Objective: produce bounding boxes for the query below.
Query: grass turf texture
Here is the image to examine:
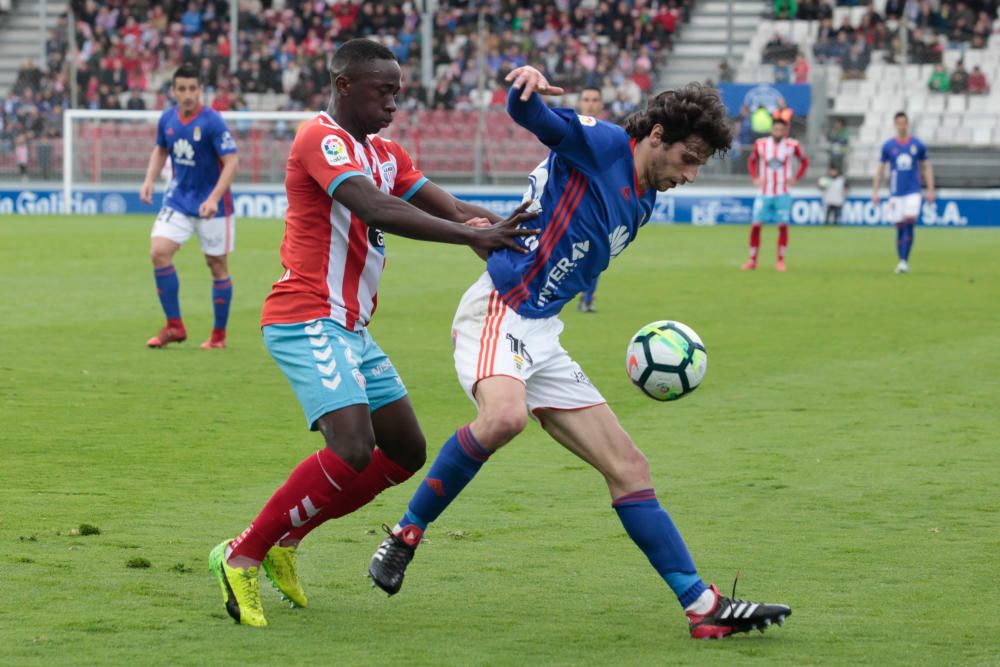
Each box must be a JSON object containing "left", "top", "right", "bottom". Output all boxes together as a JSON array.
[{"left": 1, "top": 215, "right": 998, "bottom": 666}]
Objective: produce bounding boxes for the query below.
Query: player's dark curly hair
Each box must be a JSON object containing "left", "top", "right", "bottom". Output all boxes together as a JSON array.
[{"left": 624, "top": 84, "right": 733, "bottom": 158}]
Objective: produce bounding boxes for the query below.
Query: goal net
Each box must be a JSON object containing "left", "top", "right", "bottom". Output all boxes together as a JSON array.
[{"left": 60, "top": 108, "right": 548, "bottom": 214}]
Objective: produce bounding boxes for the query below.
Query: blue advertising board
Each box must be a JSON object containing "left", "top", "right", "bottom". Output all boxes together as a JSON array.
[
  {"left": 717, "top": 83, "right": 812, "bottom": 117},
  {"left": 1, "top": 186, "right": 997, "bottom": 227}
]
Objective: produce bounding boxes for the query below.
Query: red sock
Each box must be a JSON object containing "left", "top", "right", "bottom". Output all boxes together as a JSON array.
[
  {"left": 777, "top": 224, "right": 789, "bottom": 261},
  {"left": 167, "top": 317, "right": 185, "bottom": 329},
  {"left": 749, "top": 224, "right": 762, "bottom": 260},
  {"left": 228, "top": 448, "right": 359, "bottom": 562},
  {"left": 280, "top": 448, "right": 414, "bottom": 545}
]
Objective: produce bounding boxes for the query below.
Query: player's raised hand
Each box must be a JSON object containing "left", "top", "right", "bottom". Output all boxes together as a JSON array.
[
  {"left": 199, "top": 197, "right": 219, "bottom": 219},
  {"left": 505, "top": 66, "right": 565, "bottom": 101}
]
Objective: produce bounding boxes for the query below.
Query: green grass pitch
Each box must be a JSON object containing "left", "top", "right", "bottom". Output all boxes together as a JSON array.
[{"left": 1, "top": 215, "right": 998, "bottom": 666}]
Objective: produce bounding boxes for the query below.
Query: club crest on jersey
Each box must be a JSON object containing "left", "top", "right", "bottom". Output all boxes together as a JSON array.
[
  {"left": 381, "top": 162, "right": 396, "bottom": 185},
  {"left": 193, "top": 125, "right": 202, "bottom": 142},
  {"left": 578, "top": 115, "right": 597, "bottom": 127},
  {"left": 322, "top": 135, "right": 350, "bottom": 166}
]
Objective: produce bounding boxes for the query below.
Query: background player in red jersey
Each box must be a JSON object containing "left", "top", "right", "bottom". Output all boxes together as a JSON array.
[
  {"left": 140, "top": 63, "right": 240, "bottom": 349},
  {"left": 742, "top": 117, "right": 809, "bottom": 272},
  {"left": 208, "top": 39, "right": 532, "bottom": 627}
]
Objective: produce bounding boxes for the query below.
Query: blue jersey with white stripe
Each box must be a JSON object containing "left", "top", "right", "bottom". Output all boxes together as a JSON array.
[
  {"left": 880, "top": 136, "right": 927, "bottom": 197},
  {"left": 487, "top": 108, "right": 655, "bottom": 318},
  {"left": 156, "top": 104, "right": 237, "bottom": 217}
]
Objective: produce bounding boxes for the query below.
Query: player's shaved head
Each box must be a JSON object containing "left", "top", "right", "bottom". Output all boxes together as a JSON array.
[
  {"left": 330, "top": 38, "right": 398, "bottom": 83},
  {"left": 328, "top": 38, "right": 402, "bottom": 140},
  {"left": 624, "top": 83, "right": 732, "bottom": 160}
]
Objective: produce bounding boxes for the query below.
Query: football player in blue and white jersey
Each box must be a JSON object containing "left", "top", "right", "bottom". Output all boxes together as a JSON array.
[
  {"left": 872, "top": 111, "right": 935, "bottom": 274},
  {"left": 140, "top": 63, "right": 239, "bottom": 349},
  {"left": 369, "top": 65, "right": 793, "bottom": 640}
]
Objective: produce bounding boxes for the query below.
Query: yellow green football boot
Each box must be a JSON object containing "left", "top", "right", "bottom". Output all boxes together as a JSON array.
[
  {"left": 208, "top": 541, "right": 267, "bottom": 627},
  {"left": 262, "top": 544, "right": 308, "bottom": 608}
]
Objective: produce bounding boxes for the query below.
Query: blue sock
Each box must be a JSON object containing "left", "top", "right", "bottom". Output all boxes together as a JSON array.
[
  {"left": 399, "top": 425, "right": 491, "bottom": 531},
  {"left": 895, "top": 224, "right": 906, "bottom": 260},
  {"left": 211, "top": 276, "right": 233, "bottom": 331},
  {"left": 613, "top": 489, "right": 707, "bottom": 608},
  {"left": 902, "top": 223, "right": 915, "bottom": 261},
  {"left": 154, "top": 265, "right": 181, "bottom": 320}
]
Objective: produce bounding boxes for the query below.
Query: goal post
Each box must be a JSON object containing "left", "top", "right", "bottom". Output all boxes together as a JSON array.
[{"left": 61, "top": 109, "right": 315, "bottom": 214}]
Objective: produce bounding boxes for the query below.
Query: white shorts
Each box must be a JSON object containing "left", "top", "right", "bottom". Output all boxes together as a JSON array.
[
  {"left": 452, "top": 272, "right": 606, "bottom": 415},
  {"left": 887, "top": 193, "right": 922, "bottom": 224},
  {"left": 151, "top": 206, "right": 235, "bottom": 256}
]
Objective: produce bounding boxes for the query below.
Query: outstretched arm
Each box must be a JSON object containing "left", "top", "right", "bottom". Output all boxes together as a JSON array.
[
  {"left": 332, "top": 176, "right": 530, "bottom": 255},
  {"left": 505, "top": 66, "right": 568, "bottom": 146},
  {"left": 409, "top": 181, "right": 536, "bottom": 260}
]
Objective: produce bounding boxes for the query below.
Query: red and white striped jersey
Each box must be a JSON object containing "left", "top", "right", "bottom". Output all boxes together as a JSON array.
[
  {"left": 747, "top": 136, "right": 809, "bottom": 196},
  {"left": 261, "top": 112, "right": 426, "bottom": 331}
]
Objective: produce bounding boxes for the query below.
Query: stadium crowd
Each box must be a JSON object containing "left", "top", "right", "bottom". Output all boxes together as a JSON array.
[
  {"left": 765, "top": 0, "right": 998, "bottom": 82},
  {"left": 1, "top": 0, "right": 695, "bottom": 162}
]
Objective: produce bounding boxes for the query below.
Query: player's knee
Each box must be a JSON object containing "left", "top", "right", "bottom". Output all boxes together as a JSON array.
[
  {"left": 474, "top": 409, "right": 527, "bottom": 448},
  {"left": 320, "top": 425, "right": 376, "bottom": 472},
  {"left": 606, "top": 442, "right": 650, "bottom": 487},
  {"left": 393, "top": 433, "right": 427, "bottom": 472}
]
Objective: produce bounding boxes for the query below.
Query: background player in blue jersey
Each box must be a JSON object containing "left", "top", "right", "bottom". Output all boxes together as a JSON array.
[
  {"left": 140, "top": 63, "right": 239, "bottom": 349},
  {"left": 369, "top": 65, "right": 793, "bottom": 640},
  {"left": 872, "top": 111, "right": 935, "bottom": 274},
  {"left": 575, "top": 86, "right": 605, "bottom": 313}
]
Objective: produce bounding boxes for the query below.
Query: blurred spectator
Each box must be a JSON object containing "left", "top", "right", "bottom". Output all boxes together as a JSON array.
[
  {"left": 818, "top": 166, "right": 846, "bottom": 225},
  {"left": 775, "top": 0, "right": 798, "bottom": 19},
  {"left": 718, "top": 60, "right": 734, "bottom": 83},
  {"left": 125, "top": 89, "right": 146, "bottom": 110},
  {"left": 773, "top": 98, "right": 793, "bottom": 126},
  {"left": 841, "top": 41, "right": 870, "bottom": 79},
  {"left": 793, "top": 54, "right": 810, "bottom": 83},
  {"left": 949, "top": 61, "right": 969, "bottom": 93},
  {"left": 774, "top": 58, "right": 792, "bottom": 83},
  {"left": 763, "top": 33, "right": 799, "bottom": 64},
  {"left": 15, "top": 134, "right": 29, "bottom": 180},
  {"left": 968, "top": 65, "right": 990, "bottom": 94},
  {"left": 751, "top": 104, "right": 774, "bottom": 138},
  {"left": 825, "top": 117, "right": 850, "bottom": 171},
  {"left": 928, "top": 63, "right": 951, "bottom": 92}
]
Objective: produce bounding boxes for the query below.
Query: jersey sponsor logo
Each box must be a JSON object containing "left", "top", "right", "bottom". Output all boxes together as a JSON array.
[
  {"left": 220, "top": 130, "right": 236, "bottom": 151},
  {"left": 537, "top": 241, "right": 591, "bottom": 307},
  {"left": 322, "top": 135, "right": 350, "bottom": 166},
  {"left": 193, "top": 125, "right": 202, "bottom": 142},
  {"left": 368, "top": 226, "right": 385, "bottom": 254},
  {"left": 896, "top": 153, "right": 913, "bottom": 171},
  {"left": 609, "top": 225, "right": 629, "bottom": 258},
  {"left": 578, "top": 114, "right": 597, "bottom": 127},
  {"left": 766, "top": 158, "right": 784, "bottom": 170},
  {"left": 172, "top": 138, "right": 196, "bottom": 166}
]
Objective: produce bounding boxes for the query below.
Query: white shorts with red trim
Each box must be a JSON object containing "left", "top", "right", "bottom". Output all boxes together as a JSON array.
[
  {"left": 452, "top": 272, "right": 606, "bottom": 413},
  {"left": 151, "top": 206, "right": 235, "bottom": 256},
  {"left": 887, "top": 193, "right": 922, "bottom": 224}
]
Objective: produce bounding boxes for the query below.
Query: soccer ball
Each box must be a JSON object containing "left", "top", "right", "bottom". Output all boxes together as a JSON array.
[{"left": 625, "top": 320, "right": 708, "bottom": 401}]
